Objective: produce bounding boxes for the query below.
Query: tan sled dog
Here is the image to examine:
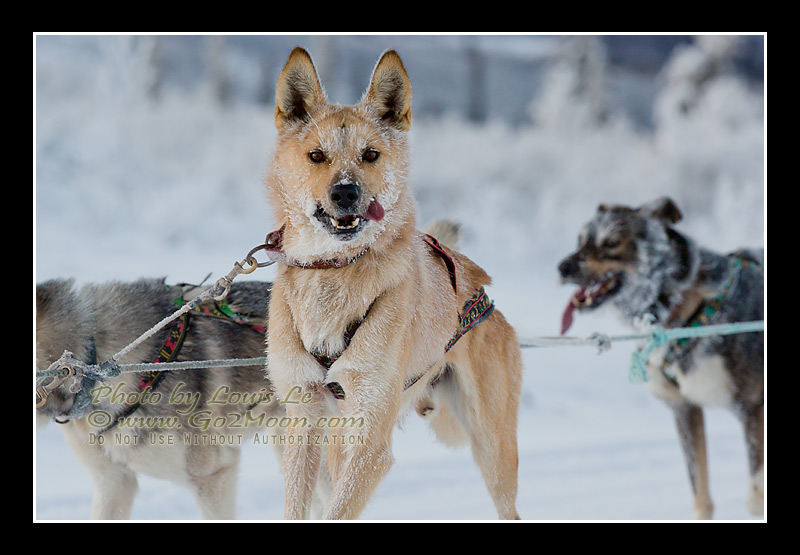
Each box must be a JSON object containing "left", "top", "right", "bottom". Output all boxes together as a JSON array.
[{"left": 264, "top": 48, "right": 523, "bottom": 520}]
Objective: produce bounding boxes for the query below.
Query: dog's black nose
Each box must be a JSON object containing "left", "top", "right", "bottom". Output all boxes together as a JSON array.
[
  {"left": 330, "top": 182, "right": 360, "bottom": 211},
  {"left": 559, "top": 258, "right": 578, "bottom": 278}
]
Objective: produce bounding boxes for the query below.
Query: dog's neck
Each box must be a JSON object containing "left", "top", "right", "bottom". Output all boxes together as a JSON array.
[
  {"left": 614, "top": 227, "right": 730, "bottom": 328},
  {"left": 666, "top": 250, "right": 736, "bottom": 329},
  {"left": 659, "top": 228, "right": 705, "bottom": 326},
  {"left": 263, "top": 224, "right": 370, "bottom": 269},
  {"left": 36, "top": 280, "right": 99, "bottom": 421}
]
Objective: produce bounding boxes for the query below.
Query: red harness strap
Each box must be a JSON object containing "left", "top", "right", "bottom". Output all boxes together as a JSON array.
[
  {"left": 96, "top": 311, "right": 189, "bottom": 434},
  {"left": 96, "top": 294, "right": 266, "bottom": 434},
  {"left": 422, "top": 233, "right": 458, "bottom": 292}
]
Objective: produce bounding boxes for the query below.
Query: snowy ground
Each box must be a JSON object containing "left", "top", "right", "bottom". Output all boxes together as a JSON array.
[{"left": 34, "top": 36, "right": 765, "bottom": 521}]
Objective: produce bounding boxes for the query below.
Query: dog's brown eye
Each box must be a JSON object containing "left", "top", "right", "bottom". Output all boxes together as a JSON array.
[
  {"left": 309, "top": 150, "right": 326, "bottom": 163},
  {"left": 363, "top": 148, "right": 380, "bottom": 163},
  {"left": 602, "top": 237, "right": 621, "bottom": 249}
]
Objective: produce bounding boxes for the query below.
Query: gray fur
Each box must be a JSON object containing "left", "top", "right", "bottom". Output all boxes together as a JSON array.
[
  {"left": 36, "top": 277, "right": 331, "bottom": 519},
  {"left": 37, "top": 278, "right": 275, "bottom": 426},
  {"left": 558, "top": 198, "right": 764, "bottom": 519}
]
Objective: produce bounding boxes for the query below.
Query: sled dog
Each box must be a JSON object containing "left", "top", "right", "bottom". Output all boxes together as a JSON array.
[
  {"left": 263, "top": 48, "right": 523, "bottom": 520},
  {"left": 36, "top": 278, "right": 332, "bottom": 519},
  {"left": 558, "top": 197, "right": 764, "bottom": 519}
]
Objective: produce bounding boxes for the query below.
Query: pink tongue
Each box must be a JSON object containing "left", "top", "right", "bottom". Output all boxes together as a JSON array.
[
  {"left": 561, "top": 303, "right": 575, "bottom": 335},
  {"left": 560, "top": 287, "right": 586, "bottom": 335},
  {"left": 366, "top": 199, "right": 384, "bottom": 221}
]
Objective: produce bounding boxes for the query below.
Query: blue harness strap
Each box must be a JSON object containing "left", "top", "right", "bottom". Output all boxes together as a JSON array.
[{"left": 648, "top": 255, "right": 763, "bottom": 384}]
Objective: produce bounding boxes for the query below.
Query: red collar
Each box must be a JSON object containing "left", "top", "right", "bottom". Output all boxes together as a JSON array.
[{"left": 262, "top": 225, "right": 369, "bottom": 269}]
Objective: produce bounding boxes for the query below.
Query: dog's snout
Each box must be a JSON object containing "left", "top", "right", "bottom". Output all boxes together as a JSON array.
[
  {"left": 559, "top": 257, "right": 579, "bottom": 279},
  {"left": 330, "top": 182, "right": 360, "bottom": 211}
]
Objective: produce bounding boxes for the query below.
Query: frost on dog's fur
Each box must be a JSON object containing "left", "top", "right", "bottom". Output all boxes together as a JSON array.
[
  {"left": 264, "top": 48, "right": 523, "bottom": 520},
  {"left": 266, "top": 50, "right": 413, "bottom": 266}
]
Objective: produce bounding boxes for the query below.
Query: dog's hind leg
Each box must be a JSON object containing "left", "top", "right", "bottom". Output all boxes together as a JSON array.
[
  {"left": 740, "top": 402, "right": 764, "bottom": 516},
  {"left": 447, "top": 314, "right": 523, "bottom": 520},
  {"left": 673, "top": 403, "right": 714, "bottom": 519}
]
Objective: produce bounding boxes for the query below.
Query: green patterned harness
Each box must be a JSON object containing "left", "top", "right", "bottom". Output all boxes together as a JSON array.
[{"left": 660, "top": 256, "right": 762, "bottom": 383}]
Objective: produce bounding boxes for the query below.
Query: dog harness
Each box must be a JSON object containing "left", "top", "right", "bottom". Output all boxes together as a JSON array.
[
  {"left": 308, "top": 234, "right": 495, "bottom": 400},
  {"left": 92, "top": 292, "right": 266, "bottom": 434},
  {"left": 659, "top": 255, "right": 763, "bottom": 384}
]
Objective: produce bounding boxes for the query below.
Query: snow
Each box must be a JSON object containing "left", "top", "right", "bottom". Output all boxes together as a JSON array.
[{"left": 34, "top": 35, "right": 765, "bottom": 521}]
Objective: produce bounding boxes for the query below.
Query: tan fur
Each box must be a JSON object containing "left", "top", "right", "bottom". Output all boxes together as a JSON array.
[{"left": 265, "top": 48, "right": 522, "bottom": 520}]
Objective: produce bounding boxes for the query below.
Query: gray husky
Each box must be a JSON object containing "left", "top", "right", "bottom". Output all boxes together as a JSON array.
[
  {"left": 557, "top": 197, "right": 764, "bottom": 519},
  {"left": 36, "top": 278, "right": 327, "bottom": 519}
]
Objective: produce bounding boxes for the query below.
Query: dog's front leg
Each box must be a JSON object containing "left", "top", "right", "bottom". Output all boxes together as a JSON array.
[
  {"left": 322, "top": 298, "right": 407, "bottom": 520},
  {"left": 280, "top": 384, "right": 328, "bottom": 520},
  {"left": 323, "top": 366, "right": 402, "bottom": 520},
  {"left": 62, "top": 424, "right": 139, "bottom": 519},
  {"left": 267, "top": 282, "right": 329, "bottom": 520}
]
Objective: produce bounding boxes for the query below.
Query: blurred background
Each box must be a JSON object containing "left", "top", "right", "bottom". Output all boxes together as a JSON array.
[{"left": 35, "top": 34, "right": 765, "bottom": 521}]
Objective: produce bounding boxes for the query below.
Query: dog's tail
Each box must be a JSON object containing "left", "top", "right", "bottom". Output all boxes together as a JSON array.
[{"left": 424, "top": 219, "right": 462, "bottom": 250}]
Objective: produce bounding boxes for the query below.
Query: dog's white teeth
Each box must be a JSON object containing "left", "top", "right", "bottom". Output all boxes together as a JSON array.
[
  {"left": 585, "top": 297, "right": 593, "bottom": 307},
  {"left": 330, "top": 217, "right": 360, "bottom": 230}
]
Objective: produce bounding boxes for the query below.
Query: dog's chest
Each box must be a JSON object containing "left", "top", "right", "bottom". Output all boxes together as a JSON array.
[
  {"left": 646, "top": 347, "right": 735, "bottom": 407},
  {"left": 287, "top": 276, "right": 374, "bottom": 357},
  {"left": 298, "top": 307, "right": 357, "bottom": 356}
]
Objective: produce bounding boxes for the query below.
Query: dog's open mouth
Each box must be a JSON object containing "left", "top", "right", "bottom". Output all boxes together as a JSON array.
[
  {"left": 571, "top": 273, "right": 622, "bottom": 309},
  {"left": 561, "top": 273, "right": 623, "bottom": 334},
  {"left": 313, "top": 199, "right": 384, "bottom": 240}
]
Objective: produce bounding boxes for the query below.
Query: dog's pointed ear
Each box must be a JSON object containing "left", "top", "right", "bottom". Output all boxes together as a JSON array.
[
  {"left": 362, "top": 50, "right": 412, "bottom": 130},
  {"left": 274, "top": 47, "right": 327, "bottom": 130},
  {"left": 639, "top": 197, "right": 683, "bottom": 225}
]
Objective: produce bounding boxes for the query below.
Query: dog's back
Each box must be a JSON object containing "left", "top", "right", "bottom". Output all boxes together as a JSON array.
[
  {"left": 37, "top": 278, "right": 275, "bottom": 424},
  {"left": 36, "top": 277, "right": 278, "bottom": 519}
]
